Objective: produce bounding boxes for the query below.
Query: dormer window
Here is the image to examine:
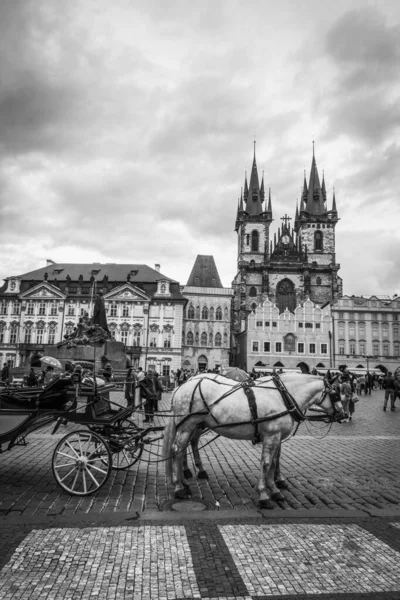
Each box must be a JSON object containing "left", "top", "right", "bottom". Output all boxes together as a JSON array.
[
  {"left": 161, "top": 284, "right": 166, "bottom": 293},
  {"left": 10, "top": 281, "right": 16, "bottom": 291},
  {"left": 156, "top": 280, "right": 170, "bottom": 295}
]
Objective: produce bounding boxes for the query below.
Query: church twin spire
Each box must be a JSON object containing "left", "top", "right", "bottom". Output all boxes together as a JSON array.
[{"left": 239, "top": 142, "right": 272, "bottom": 218}]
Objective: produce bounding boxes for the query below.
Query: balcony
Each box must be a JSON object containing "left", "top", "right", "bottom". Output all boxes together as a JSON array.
[{"left": 125, "top": 346, "right": 142, "bottom": 355}]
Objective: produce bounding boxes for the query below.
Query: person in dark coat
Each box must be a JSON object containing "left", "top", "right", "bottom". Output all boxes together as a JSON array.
[
  {"left": 26, "top": 368, "right": 38, "bottom": 387},
  {"left": 383, "top": 372, "right": 396, "bottom": 411},
  {"left": 152, "top": 372, "right": 163, "bottom": 412},
  {"left": 93, "top": 291, "right": 110, "bottom": 333},
  {"left": 125, "top": 367, "right": 136, "bottom": 407},
  {"left": 139, "top": 372, "right": 158, "bottom": 422}
]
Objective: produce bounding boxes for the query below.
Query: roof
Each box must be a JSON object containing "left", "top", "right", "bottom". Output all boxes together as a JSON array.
[
  {"left": 186, "top": 256, "right": 223, "bottom": 288},
  {"left": 12, "top": 263, "right": 176, "bottom": 283}
]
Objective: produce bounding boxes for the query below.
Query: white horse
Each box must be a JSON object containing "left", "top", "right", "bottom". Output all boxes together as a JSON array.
[{"left": 162, "top": 372, "right": 343, "bottom": 509}]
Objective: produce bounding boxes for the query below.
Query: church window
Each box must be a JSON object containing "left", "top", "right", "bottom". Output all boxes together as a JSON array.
[
  {"left": 215, "top": 332, "right": 222, "bottom": 347},
  {"left": 321, "top": 343, "right": 328, "bottom": 354},
  {"left": 315, "top": 323, "right": 321, "bottom": 329},
  {"left": 249, "top": 286, "right": 257, "bottom": 297},
  {"left": 209, "top": 306, "right": 214, "bottom": 320},
  {"left": 276, "top": 278, "right": 296, "bottom": 314},
  {"left": 264, "top": 342, "right": 270, "bottom": 352},
  {"left": 251, "top": 230, "right": 259, "bottom": 251},
  {"left": 209, "top": 332, "right": 213, "bottom": 346},
  {"left": 298, "top": 343, "right": 304, "bottom": 354},
  {"left": 305, "top": 322, "right": 313, "bottom": 329},
  {"left": 188, "top": 305, "right": 195, "bottom": 319},
  {"left": 275, "top": 342, "right": 282, "bottom": 353},
  {"left": 316, "top": 277, "right": 322, "bottom": 285},
  {"left": 252, "top": 341, "right": 259, "bottom": 352},
  {"left": 309, "top": 343, "right": 316, "bottom": 354},
  {"left": 195, "top": 306, "right": 200, "bottom": 319},
  {"left": 314, "top": 231, "right": 323, "bottom": 251},
  {"left": 201, "top": 306, "right": 209, "bottom": 320},
  {"left": 216, "top": 307, "right": 222, "bottom": 320},
  {"left": 186, "top": 331, "right": 194, "bottom": 345},
  {"left": 200, "top": 332, "right": 207, "bottom": 346},
  {"left": 246, "top": 234, "right": 250, "bottom": 245}
]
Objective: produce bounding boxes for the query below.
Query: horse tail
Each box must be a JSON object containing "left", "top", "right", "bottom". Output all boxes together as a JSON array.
[{"left": 162, "top": 415, "right": 177, "bottom": 484}]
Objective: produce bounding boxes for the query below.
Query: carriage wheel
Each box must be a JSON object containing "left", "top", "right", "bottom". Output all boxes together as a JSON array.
[{"left": 52, "top": 430, "right": 112, "bottom": 496}]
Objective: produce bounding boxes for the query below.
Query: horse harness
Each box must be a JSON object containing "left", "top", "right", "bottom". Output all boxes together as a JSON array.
[{"left": 178, "top": 374, "right": 329, "bottom": 445}]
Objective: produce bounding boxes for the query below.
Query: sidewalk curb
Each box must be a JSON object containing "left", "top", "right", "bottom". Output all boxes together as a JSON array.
[{"left": 1, "top": 507, "right": 400, "bottom": 527}]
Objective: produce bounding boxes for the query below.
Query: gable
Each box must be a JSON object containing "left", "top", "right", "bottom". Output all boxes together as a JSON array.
[
  {"left": 19, "top": 284, "right": 66, "bottom": 300},
  {"left": 104, "top": 284, "right": 151, "bottom": 302}
]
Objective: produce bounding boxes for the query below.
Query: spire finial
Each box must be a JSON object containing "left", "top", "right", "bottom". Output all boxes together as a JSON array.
[
  {"left": 253, "top": 137, "right": 256, "bottom": 159},
  {"left": 312, "top": 140, "right": 315, "bottom": 157}
]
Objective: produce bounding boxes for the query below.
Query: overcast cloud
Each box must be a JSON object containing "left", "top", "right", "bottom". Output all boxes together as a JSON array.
[{"left": 0, "top": 0, "right": 399, "bottom": 295}]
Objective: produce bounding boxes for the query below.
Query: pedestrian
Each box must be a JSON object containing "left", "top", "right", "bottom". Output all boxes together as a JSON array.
[
  {"left": 125, "top": 367, "right": 136, "bottom": 407},
  {"left": 340, "top": 375, "right": 353, "bottom": 422},
  {"left": 175, "top": 368, "right": 182, "bottom": 387},
  {"left": 43, "top": 365, "right": 56, "bottom": 386},
  {"left": 103, "top": 361, "right": 113, "bottom": 383},
  {"left": 153, "top": 372, "right": 163, "bottom": 413},
  {"left": 26, "top": 367, "right": 38, "bottom": 387},
  {"left": 383, "top": 371, "right": 396, "bottom": 412},
  {"left": 359, "top": 374, "right": 366, "bottom": 395},
  {"left": 1, "top": 361, "right": 11, "bottom": 384},
  {"left": 355, "top": 376, "right": 362, "bottom": 396},
  {"left": 139, "top": 371, "right": 158, "bottom": 422},
  {"left": 324, "top": 372, "right": 346, "bottom": 420},
  {"left": 394, "top": 377, "right": 400, "bottom": 408}
]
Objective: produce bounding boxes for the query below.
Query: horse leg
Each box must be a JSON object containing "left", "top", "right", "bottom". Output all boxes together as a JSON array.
[
  {"left": 258, "top": 435, "right": 284, "bottom": 509},
  {"left": 274, "top": 443, "right": 289, "bottom": 490},
  {"left": 183, "top": 446, "right": 193, "bottom": 479},
  {"left": 191, "top": 426, "right": 208, "bottom": 479},
  {"left": 171, "top": 426, "right": 196, "bottom": 499}
]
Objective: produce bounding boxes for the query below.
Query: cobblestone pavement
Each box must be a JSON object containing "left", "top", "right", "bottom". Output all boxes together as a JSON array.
[{"left": 1, "top": 387, "right": 400, "bottom": 599}]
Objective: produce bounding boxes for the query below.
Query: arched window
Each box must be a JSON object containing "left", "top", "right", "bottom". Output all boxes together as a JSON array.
[
  {"left": 316, "top": 277, "right": 321, "bottom": 285},
  {"left": 200, "top": 332, "right": 207, "bottom": 346},
  {"left": 216, "top": 307, "right": 222, "bottom": 320},
  {"left": 209, "top": 306, "right": 214, "bottom": 320},
  {"left": 188, "top": 305, "right": 195, "bottom": 319},
  {"left": 251, "top": 302, "right": 257, "bottom": 310},
  {"left": 251, "top": 230, "right": 259, "bottom": 251},
  {"left": 186, "top": 331, "right": 194, "bottom": 345},
  {"left": 209, "top": 332, "right": 213, "bottom": 346},
  {"left": 249, "top": 286, "right": 257, "bottom": 297},
  {"left": 195, "top": 306, "right": 200, "bottom": 319},
  {"left": 314, "top": 231, "right": 323, "bottom": 251},
  {"left": 201, "top": 306, "right": 208, "bottom": 320},
  {"left": 276, "top": 278, "right": 296, "bottom": 314},
  {"left": 224, "top": 307, "right": 229, "bottom": 320},
  {"left": 215, "top": 333, "right": 222, "bottom": 347},
  {"left": 195, "top": 331, "right": 199, "bottom": 344}
]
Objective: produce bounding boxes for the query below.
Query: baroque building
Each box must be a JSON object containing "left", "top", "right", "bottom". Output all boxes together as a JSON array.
[
  {"left": 0, "top": 261, "right": 186, "bottom": 376},
  {"left": 331, "top": 294, "right": 400, "bottom": 373},
  {"left": 232, "top": 146, "right": 342, "bottom": 372},
  {"left": 181, "top": 255, "right": 233, "bottom": 373}
]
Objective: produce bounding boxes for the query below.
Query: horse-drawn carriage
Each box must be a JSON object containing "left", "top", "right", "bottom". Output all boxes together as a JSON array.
[{"left": 0, "top": 371, "right": 163, "bottom": 496}]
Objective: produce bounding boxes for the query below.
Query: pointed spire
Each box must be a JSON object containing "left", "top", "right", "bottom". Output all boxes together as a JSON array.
[
  {"left": 295, "top": 201, "right": 299, "bottom": 222},
  {"left": 332, "top": 187, "right": 337, "bottom": 213},
  {"left": 260, "top": 171, "right": 265, "bottom": 203},
  {"left": 243, "top": 172, "right": 248, "bottom": 202},
  {"left": 246, "top": 145, "right": 263, "bottom": 216},
  {"left": 321, "top": 171, "right": 327, "bottom": 204},
  {"left": 301, "top": 170, "right": 308, "bottom": 204},
  {"left": 306, "top": 145, "right": 325, "bottom": 215},
  {"left": 267, "top": 187, "right": 272, "bottom": 213},
  {"left": 239, "top": 188, "right": 243, "bottom": 211}
]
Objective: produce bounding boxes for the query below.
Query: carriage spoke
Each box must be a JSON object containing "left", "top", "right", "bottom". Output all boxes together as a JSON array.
[
  {"left": 84, "top": 466, "right": 101, "bottom": 488},
  {"left": 58, "top": 466, "right": 78, "bottom": 482},
  {"left": 57, "top": 451, "right": 78, "bottom": 461},
  {"left": 69, "top": 469, "right": 80, "bottom": 492},
  {"left": 65, "top": 441, "right": 80, "bottom": 458},
  {"left": 54, "top": 461, "right": 76, "bottom": 469},
  {"left": 86, "top": 462, "right": 109, "bottom": 476}
]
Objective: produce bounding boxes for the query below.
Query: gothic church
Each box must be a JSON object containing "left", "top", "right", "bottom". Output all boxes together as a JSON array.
[{"left": 232, "top": 146, "right": 342, "bottom": 338}]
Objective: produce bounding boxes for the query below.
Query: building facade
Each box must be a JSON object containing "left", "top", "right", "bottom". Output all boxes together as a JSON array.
[
  {"left": 232, "top": 146, "right": 342, "bottom": 370},
  {"left": 0, "top": 261, "right": 186, "bottom": 376},
  {"left": 331, "top": 294, "right": 400, "bottom": 373},
  {"left": 181, "top": 255, "right": 233, "bottom": 373}
]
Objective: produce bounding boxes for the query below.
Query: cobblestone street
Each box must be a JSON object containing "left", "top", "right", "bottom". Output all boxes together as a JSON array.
[{"left": 1, "top": 386, "right": 400, "bottom": 599}]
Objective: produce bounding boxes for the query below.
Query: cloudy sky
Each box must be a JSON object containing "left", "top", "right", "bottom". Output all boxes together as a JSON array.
[{"left": 0, "top": 0, "right": 399, "bottom": 295}]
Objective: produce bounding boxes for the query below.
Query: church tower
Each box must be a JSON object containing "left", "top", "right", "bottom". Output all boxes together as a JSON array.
[
  {"left": 232, "top": 145, "right": 342, "bottom": 338},
  {"left": 232, "top": 145, "right": 273, "bottom": 334}
]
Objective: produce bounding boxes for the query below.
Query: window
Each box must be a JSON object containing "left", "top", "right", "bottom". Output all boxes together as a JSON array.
[
  {"left": 349, "top": 341, "right": 356, "bottom": 355},
  {"left": 382, "top": 324, "right": 389, "bottom": 338},
  {"left": 249, "top": 286, "right": 257, "bottom": 297},
  {"left": 9, "top": 327, "right": 18, "bottom": 344},
  {"left": 0, "top": 326, "right": 4, "bottom": 343},
  {"left": 298, "top": 322, "right": 303, "bottom": 328},
  {"left": 149, "top": 335, "right": 157, "bottom": 348},
  {"left": 339, "top": 342, "right": 345, "bottom": 355},
  {"left": 394, "top": 342, "right": 400, "bottom": 356},
  {"left": 162, "top": 364, "right": 170, "bottom": 377},
  {"left": 164, "top": 332, "right": 172, "bottom": 348},
  {"left": 359, "top": 323, "right": 365, "bottom": 336},
  {"left": 120, "top": 330, "right": 128, "bottom": 345},
  {"left": 209, "top": 332, "right": 213, "bottom": 346},
  {"left": 383, "top": 343, "right": 389, "bottom": 356},
  {"left": 305, "top": 323, "right": 313, "bottom": 329},
  {"left": 209, "top": 307, "right": 214, "bottom": 320},
  {"left": 110, "top": 302, "right": 117, "bottom": 317},
  {"left": 38, "top": 302, "right": 46, "bottom": 316},
  {"left": 223, "top": 332, "right": 228, "bottom": 346},
  {"left": 224, "top": 307, "right": 229, "bottom": 320},
  {"left": 252, "top": 341, "right": 259, "bottom": 352},
  {"left": 201, "top": 306, "right": 208, "bottom": 320},
  {"left": 264, "top": 321, "right": 270, "bottom": 327},
  {"left": 272, "top": 322, "right": 277, "bottom": 327},
  {"left": 27, "top": 302, "right": 34, "bottom": 316},
  {"left": 200, "top": 332, "right": 207, "bottom": 346},
  {"left": 216, "top": 307, "right": 222, "bottom": 320},
  {"left": 67, "top": 304, "right": 75, "bottom": 316},
  {"left": 36, "top": 329, "right": 44, "bottom": 344},
  {"left": 256, "top": 321, "right": 262, "bottom": 327},
  {"left": 215, "top": 333, "right": 222, "bottom": 347},
  {"left": 186, "top": 331, "right": 193, "bottom": 345},
  {"left": 315, "top": 323, "right": 321, "bottom": 329},
  {"left": 188, "top": 305, "right": 195, "bottom": 319},
  {"left": 394, "top": 325, "right": 399, "bottom": 338},
  {"left": 373, "top": 342, "right": 379, "bottom": 355},
  {"left": 314, "top": 230, "right": 323, "bottom": 251},
  {"left": 316, "top": 277, "right": 322, "bottom": 285},
  {"left": 24, "top": 329, "right": 32, "bottom": 344},
  {"left": 263, "top": 341, "right": 270, "bottom": 352},
  {"left": 309, "top": 343, "right": 316, "bottom": 354},
  {"left": 122, "top": 303, "right": 129, "bottom": 317},
  {"left": 133, "top": 330, "right": 141, "bottom": 346},
  {"left": 12, "top": 302, "right": 20, "bottom": 315},
  {"left": 359, "top": 342, "right": 366, "bottom": 355},
  {"left": 48, "top": 328, "right": 56, "bottom": 345},
  {"left": 321, "top": 343, "right": 327, "bottom": 354},
  {"left": 50, "top": 302, "right": 57, "bottom": 316},
  {"left": 0, "top": 301, "right": 7, "bottom": 315},
  {"left": 338, "top": 322, "right": 344, "bottom": 336},
  {"left": 251, "top": 230, "right": 259, "bottom": 252},
  {"left": 372, "top": 322, "right": 378, "bottom": 337},
  {"left": 349, "top": 322, "right": 355, "bottom": 337},
  {"left": 10, "top": 281, "right": 16, "bottom": 291},
  {"left": 276, "top": 342, "right": 282, "bottom": 353}
]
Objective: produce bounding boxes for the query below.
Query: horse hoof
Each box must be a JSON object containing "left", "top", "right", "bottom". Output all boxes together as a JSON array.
[
  {"left": 197, "top": 470, "right": 209, "bottom": 480},
  {"left": 259, "top": 499, "right": 275, "bottom": 510},
  {"left": 271, "top": 492, "right": 285, "bottom": 502},
  {"left": 184, "top": 468, "right": 193, "bottom": 479},
  {"left": 275, "top": 479, "right": 289, "bottom": 489},
  {"left": 175, "top": 488, "right": 191, "bottom": 499}
]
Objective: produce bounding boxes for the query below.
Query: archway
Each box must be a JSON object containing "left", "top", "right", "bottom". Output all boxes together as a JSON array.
[
  {"left": 356, "top": 364, "right": 365, "bottom": 368},
  {"left": 198, "top": 355, "right": 208, "bottom": 372},
  {"left": 297, "top": 361, "right": 310, "bottom": 374},
  {"left": 273, "top": 361, "right": 284, "bottom": 367},
  {"left": 316, "top": 363, "right": 325, "bottom": 368}
]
